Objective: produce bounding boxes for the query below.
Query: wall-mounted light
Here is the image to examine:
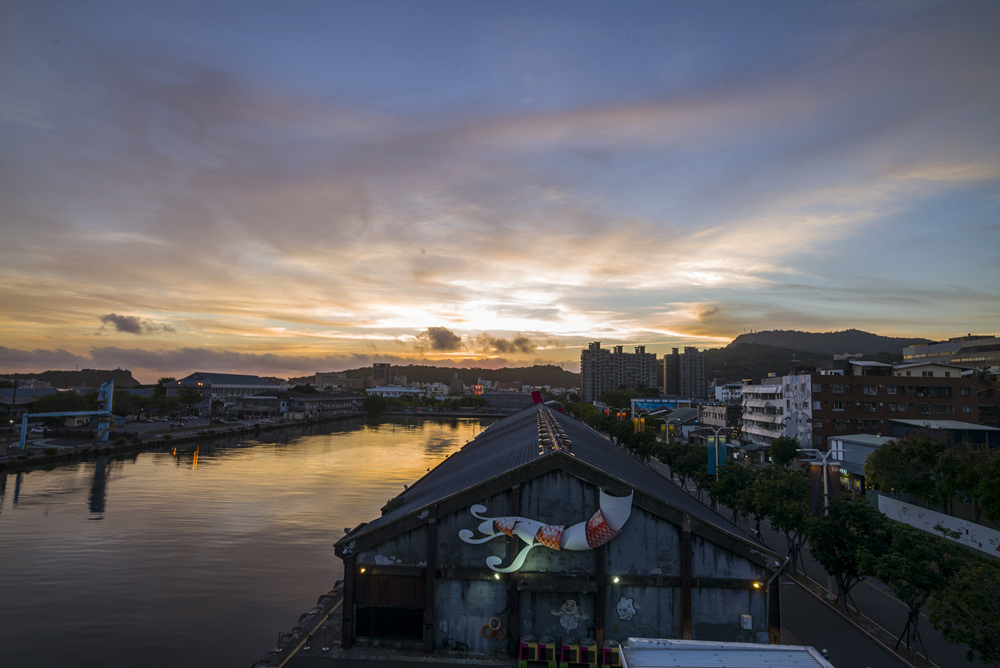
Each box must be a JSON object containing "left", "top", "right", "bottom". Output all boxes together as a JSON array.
[
  {"left": 359, "top": 567, "right": 366, "bottom": 574},
  {"left": 752, "top": 581, "right": 761, "bottom": 589},
  {"left": 494, "top": 573, "right": 501, "bottom": 580},
  {"left": 612, "top": 576, "right": 620, "bottom": 584}
]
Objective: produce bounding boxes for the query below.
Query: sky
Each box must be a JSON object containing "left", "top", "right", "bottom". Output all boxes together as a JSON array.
[{"left": 1, "top": 0, "right": 998, "bottom": 384}]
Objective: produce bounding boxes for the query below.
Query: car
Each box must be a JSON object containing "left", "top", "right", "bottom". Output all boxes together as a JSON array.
[{"left": 29, "top": 426, "right": 48, "bottom": 436}]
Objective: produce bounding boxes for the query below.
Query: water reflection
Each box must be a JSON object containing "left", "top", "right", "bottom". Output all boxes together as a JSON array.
[
  {"left": 0, "top": 418, "right": 489, "bottom": 668},
  {"left": 88, "top": 456, "right": 108, "bottom": 516}
]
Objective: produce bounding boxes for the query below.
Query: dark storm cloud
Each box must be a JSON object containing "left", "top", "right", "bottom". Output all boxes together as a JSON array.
[
  {"left": 476, "top": 333, "right": 537, "bottom": 354},
  {"left": 100, "top": 313, "right": 176, "bottom": 335},
  {"left": 414, "top": 327, "right": 464, "bottom": 352}
]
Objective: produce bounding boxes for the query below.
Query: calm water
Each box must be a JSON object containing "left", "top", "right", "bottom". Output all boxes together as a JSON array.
[{"left": 0, "top": 418, "right": 489, "bottom": 668}]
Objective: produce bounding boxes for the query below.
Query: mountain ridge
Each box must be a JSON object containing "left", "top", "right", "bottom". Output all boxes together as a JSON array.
[{"left": 727, "top": 328, "right": 931, "bottom": 356}]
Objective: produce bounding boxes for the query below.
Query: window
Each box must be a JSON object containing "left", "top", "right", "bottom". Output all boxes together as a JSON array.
[
  {"left": 813, "top": 400, "right": 822, "bottom": 410},
  {"left": 932, "top": 387, "right": 952, "bottom": 397},
  {"left": 863, "top": 385, "right": 878, "bottom": 395},
  {"left": 833, "top": 401, "right": 844, "bottom": 411},
  {"left": 944, "top": 372, "right": 951, "bottom": 377},
  {"left": 916, "top": 403, "right": 932, "bottom": 415},
  {"left": 962, "top": 405, "right": 972, "bottom": 414},
  {"left": 814, "top": 420, "right": 823, "bottom": 428},
  {"left": 832, "top": 384, "right": 845, "bottom": 394},
  {"left": 922, "top": 371, "right": 933, "bottom": 377},
  {"left": 863, "top": 402, "right": 877, "bottom": 413},
  {"left": 961, "top": 387, "right": 971, "bottom": 396},
  {"left": 887, "top": 385, "right": 905, "bottom": 395},
  {"left": 888, "top": 402, "right": 905, "bottom": 412},
  {"left": 812, "top": 383, "right": 822, "bottom": 393},
  {"left": 834, "top": 419, "right": 847, "bottom": 429},
  {"left": 933, "top": 404, "right": 953, "bottom": 414}
]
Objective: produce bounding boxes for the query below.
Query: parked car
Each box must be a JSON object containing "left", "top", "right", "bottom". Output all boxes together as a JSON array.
[{"left": 29, "top": 426, "right": 48, "bottom": 436}]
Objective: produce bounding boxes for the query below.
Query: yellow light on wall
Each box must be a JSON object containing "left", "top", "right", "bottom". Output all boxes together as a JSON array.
[
  {"left": 494, "top": 573, "right": 501, "bottom": 580},
  {"left": 359, "top": 567, "right": 366, "bottom": 574},
  {"left": 752, "top": 581, "right": 762, "bottom": 589},
  {"left": 613, "top": 576, "right": 620, "bottom": 584}
]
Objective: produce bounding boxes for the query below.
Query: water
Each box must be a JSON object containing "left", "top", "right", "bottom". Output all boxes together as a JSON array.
[{"left": 0, "top": 418, "right": 489, "bottom": 668}]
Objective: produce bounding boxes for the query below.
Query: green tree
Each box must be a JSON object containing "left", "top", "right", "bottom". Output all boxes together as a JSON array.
[
  {"left": 754, "top": 465, "right": 812, "bottom": 573},
  {"left": 864, "top": 434, "right": 947, "bottom": 506},
  {"left": 364, "top": 393, "right": 387, "bottom": 415},
  {"left": 290, "top": 384, "right": 318, "bottom": 393},
  {"left": 599, "top": 388, "right": 636, "bottom": 409},
  {"left": 176, "top": 387, "right": 202, "bottom": 414},
  {"left": 31, "top": 390, "right": 93, "bottom": 413},
  {"left": 709, "top": 461, "right": 755, "bottom": 527},
  {"left": 928, "top": 559, "right": 1000, "bottom": 665},
  {"left": 865, "top": 523, "right": 964, "bottom": 657},
  {"left": 808, "top": 498, "right": 891, "bottom": 611},
  {"left": 973, "top": 453, "right": 1000, "bottom": 523},
  {"left": 769, "top": 436, "right": 801, "bottom": 467}
]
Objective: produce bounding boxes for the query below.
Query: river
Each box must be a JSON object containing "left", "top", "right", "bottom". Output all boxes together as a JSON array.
[{"left": 0, "top": 418, "right": 491, "bottom": 668}]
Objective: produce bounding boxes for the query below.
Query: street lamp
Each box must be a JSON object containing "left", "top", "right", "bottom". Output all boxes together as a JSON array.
[{"left": 801, "top": 447, "right": 837, "bottom": 598}]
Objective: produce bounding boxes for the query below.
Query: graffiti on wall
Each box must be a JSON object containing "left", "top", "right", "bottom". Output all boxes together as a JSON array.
[
  {"left": 552, "top": 600, "right": 589, "bottom": 631},
  {"left": 459, "top": 488, "right": 634, "bottom": 573}
]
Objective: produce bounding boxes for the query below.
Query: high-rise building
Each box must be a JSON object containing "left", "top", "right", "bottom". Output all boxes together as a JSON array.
[
  {"left": 662, "top": 347, "right": 708, "bottom": 398},
  {"left": 372, "top": 363, "right": 391, "bottom": 386},
  {"left": 580, "top": 342, "right": 658, "bottom": 402}
]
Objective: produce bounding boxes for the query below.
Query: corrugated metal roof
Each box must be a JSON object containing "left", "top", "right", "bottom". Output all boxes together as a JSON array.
[
  {"left": 621, "top": 638, "right": 834, "bottom": 668},
  {"left": 890, "top": 419, "right": 1000, "bottom": 432},
  {"left": 341, "top": 404, "right": 746, "bottom": 544}
]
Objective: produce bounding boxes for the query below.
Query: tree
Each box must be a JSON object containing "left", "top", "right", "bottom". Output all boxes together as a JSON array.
[
  {"left": 290, "top": 384, "right": 318, "bottom": 393},
  {"left": 364, "top": 394, "right": 387, "bottom": 415},
  {"left": 769, "top": 436, "right": 800, "bottom": 467},
  {"left": 973, "top": 453, "right": 1000, "bottom": 523},
  {"left": 865, "top": 523, "right": 964, "bottom": 657},
  {"left": 808, "top": 498, "right": 891, "bottom": 611},
  {"left": 599, "top": 388, "right": 636, "bottom": 409},
  {"left": 754, "top": 466, "right": 812, "bottom": 573},
  {"left": 176, "top": 387, "right": 202, "bottom": 414},
  {"left": 864, "top": 434, "right": 947, "bottom": 506},
  {"left": 709, "top": 461, "right": 755, "bottom": 527},
  {"left": 31, "top": 390, "right": 94, "bottom": 413},
  {"left": 928, "top": 559, "right": 1000, "bottom": 665}
]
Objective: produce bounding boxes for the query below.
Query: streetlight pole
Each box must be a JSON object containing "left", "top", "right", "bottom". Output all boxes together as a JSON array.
[{"left": 801, "top": 447, "right": 837, "bottom": 598}]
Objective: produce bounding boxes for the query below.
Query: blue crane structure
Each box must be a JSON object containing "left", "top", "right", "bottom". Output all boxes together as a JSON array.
[{"left": 17, "top": 380, "right": 115, "bottom": 450}]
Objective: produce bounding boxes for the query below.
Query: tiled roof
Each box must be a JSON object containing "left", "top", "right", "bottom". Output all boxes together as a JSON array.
[{"left": 343, "top": 403, "right": 742, "bottom": 544}]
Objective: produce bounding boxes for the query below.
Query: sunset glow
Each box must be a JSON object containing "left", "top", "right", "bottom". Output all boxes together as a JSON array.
[{"left": 1, "top": 1, "right": 997, "bottom": 383}]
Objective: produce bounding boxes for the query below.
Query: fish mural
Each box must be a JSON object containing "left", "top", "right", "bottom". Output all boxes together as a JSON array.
[{"left": 459, "top": 489, "right": 634, "bottom": 572}]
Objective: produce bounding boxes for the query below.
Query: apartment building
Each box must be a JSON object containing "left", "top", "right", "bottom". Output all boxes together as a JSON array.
[
  {"left": 663, "top": 347, "right": 708, "bottom": 398},
  {"left": 580, "top": 342, "right": 658, "bottom": 402}
]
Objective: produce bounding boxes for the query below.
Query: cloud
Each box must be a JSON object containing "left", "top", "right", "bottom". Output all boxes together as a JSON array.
[
  {"left": 414, "top": 326, "right": 464, "bottom": 352},
  {"left": 475, "top": 333, "right": 539, "bottom": 354},
  {"left": 100, "top": 313, "right": 176, "bottom": 335}
]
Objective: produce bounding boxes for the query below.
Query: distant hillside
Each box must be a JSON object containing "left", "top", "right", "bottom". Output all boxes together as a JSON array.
[
  {"left": 704, "top": 344, "right": 833, "bottom": 381},
  {"left": 728, "top": 329, "right": 931, "bottom": 356},
  {"left": 18, "top": 368, "right": 141, "bottom": 389},
  {"left": 293, "top": 364, "right": 580, "bottom": 389}
]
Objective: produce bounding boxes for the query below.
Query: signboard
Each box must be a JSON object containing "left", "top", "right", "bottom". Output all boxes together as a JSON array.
[{"left": 706, "top": 436, "right": 727, "bottom": 475}]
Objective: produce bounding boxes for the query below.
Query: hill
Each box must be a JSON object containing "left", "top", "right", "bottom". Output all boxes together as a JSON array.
[
  {"left": 15, "top": 368, "right": 142, "bottom": 389},
  {"left": 728, "top": 329, "right": 931, "bottom": 356},
  {"left": 291, "top": 364, "right": 579, "bottom": 390}
]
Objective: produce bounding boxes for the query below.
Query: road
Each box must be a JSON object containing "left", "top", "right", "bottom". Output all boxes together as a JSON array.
[{"left": 648, "top": 458, "right": 986, "bottom": 667}]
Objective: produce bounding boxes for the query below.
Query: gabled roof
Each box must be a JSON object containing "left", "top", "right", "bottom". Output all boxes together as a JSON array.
[
  {"left": 176, "top": 372, "right": 277, "bottom": 387},
  {"left": 338, "top": 404, "right": 762, "bottom": 558}
]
